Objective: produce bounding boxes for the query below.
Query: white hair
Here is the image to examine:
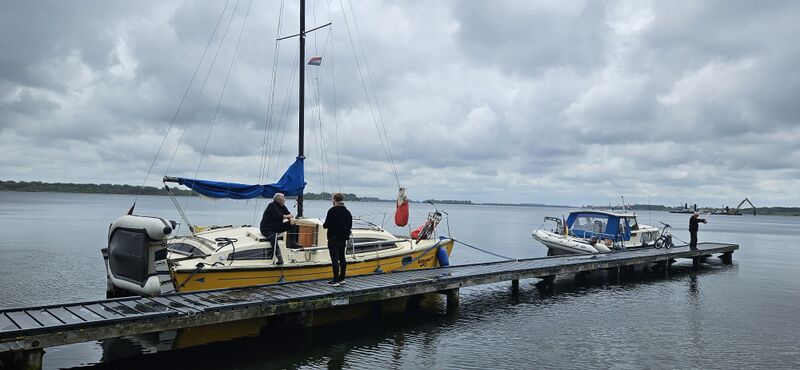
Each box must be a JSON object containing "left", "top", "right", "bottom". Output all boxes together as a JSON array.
[{"left": 273, "top": 193, "right": 285, "bottom": 201}]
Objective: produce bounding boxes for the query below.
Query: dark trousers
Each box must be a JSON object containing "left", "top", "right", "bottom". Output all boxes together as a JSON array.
[
  {"left": 260, "top": 228, "right": 283, "bottom": 262},
  {"left": 690, "top": 231, "right": 698, "bottom": 250},
  {"left": 328, "top": 240, "right": 347, "bottom": 282}
]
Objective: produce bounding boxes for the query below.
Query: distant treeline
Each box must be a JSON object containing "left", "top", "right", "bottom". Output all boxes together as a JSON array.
[
  {"left": 0, "top": 180, "right": 195, "bottom": 196},
  {"left": 751, "top": 207, "right": 800, "bottom": 216},
  {"left": 424, "top": 199, "right": 473, "bottom": 205},
  {"left": 0, "top": 180, "right": 383, "bottom": 202},
  {"left": 582, "top": 202, "right": 800, "bottom": 216},
  {"left": 583, "top": 204, "right": 672, "bottom": 211},
  {"left": 293, "top": 192, "right": 384, "bottom": 202}
]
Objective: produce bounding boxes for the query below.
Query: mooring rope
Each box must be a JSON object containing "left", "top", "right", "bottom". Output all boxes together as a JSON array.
[
  {"left": 453, "top": 239, "right": 518, "bottom": 261},
  {"left": 672, "top": 234, "right": 689, "bottom": 245}
]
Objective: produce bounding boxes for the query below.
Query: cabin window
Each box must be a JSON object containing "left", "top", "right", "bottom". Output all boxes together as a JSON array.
[
  {"left": 572, "top": 216, "right": 607, "bottom": 233},
  {"left": 626, "top": 218, "right": 639, "bottom": 230},
  {"left": 351, "top": 238, "right": 398, "bottom": 253},
  {"left": 168, "top": 243, "right": 206, "bottom": 257},
  {"left": 228, "top": 248, "right": 274, "bottom": 260}
]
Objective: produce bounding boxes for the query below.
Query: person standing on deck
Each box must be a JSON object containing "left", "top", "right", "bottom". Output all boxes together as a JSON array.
[
  {"left": 323, "top": 192, "right": 352, "bottom": 286},
  {"left": 689, "top": 211, "right": 708, "bottom": 251},
  {"left": 260, "top": 193, "right": 294, "bottom": 265}
]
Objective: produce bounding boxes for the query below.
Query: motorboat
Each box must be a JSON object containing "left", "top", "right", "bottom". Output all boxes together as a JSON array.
[{"left": 532, "top": 210, "right": 659, "bottom": 255}]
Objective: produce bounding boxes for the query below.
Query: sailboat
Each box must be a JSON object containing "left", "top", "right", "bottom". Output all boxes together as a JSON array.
[{"left": 102, "top": 1, "right": 454, "bottom": 297}]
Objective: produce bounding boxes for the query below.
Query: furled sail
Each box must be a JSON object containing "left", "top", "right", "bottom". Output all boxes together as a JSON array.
[{"left": 165, "top": 157, "right": 305, "bottom": 199}]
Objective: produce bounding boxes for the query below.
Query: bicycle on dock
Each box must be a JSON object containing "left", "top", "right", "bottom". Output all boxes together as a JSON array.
[{"left": 654, "top": 222, "right": 674, "bottom": 249}]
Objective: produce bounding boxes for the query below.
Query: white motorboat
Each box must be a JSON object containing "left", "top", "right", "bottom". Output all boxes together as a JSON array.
[{"left": 532, "top": 210, "right": 660, "bottom": 255}]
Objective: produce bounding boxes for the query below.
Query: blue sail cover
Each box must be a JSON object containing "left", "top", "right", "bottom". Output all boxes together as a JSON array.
[{"left": 175, "top": 157, "right": 305, "bottom": 199}]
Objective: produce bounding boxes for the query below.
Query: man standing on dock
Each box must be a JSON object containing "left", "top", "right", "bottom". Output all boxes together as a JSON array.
[
  {"left": 689, "top": 212, "right": 708, "bottom": 251},
  {"left": 324, "top": 192, "right": 352, "bottom": 286}
]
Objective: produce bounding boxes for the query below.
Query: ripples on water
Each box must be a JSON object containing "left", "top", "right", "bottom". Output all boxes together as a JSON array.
[{"left": 1, "top": 192, "right": 799, "bottom": 369}]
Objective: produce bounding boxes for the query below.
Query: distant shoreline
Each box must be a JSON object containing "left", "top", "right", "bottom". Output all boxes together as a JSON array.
[{"left": 2, "top": 180, "right": 798, "bottom": 215}]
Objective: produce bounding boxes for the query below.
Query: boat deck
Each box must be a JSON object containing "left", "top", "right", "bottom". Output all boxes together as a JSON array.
[{"left": 0, "top": 242, "right": 737, "bottom": 354}]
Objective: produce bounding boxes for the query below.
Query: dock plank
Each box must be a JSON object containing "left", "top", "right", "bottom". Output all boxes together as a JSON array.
[
  {"left": 5, "top": 312, "right": 40, "bottom": 330},
  {"left": 0, "top": 314, "right": 19, "bottom": 332},
  {"left": 184, "top": 293, "right": 228, "bottom": 309},
  {"left": 84, "top": 303, "right": 124, "bottom": 319},
  {"left": 24, "top": 310, "right": 62, "bottom": 327},
  {"left": 147, "top": 297, "right": 191, "bottom": 314},
  {"left": 101, "top": 301, "right": 145, "bottom": 316},
  {"left": 115, "top": 300, "right": 158, "bottom": 314},
  {"left": 45, "top": 307, "right": 84, "bottom": 325},
  {"left": 161, "top": 295, "right": 209, "bottom": 312},
  {"left": 67, "top": 306, "right": 106, "bottom": 323}
]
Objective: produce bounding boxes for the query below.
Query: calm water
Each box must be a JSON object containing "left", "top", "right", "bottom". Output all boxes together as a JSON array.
[{"left": 0, "top": 191, "right": 798, "bottom": 369}]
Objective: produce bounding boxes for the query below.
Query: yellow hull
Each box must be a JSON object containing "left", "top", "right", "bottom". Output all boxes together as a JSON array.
[{"left": 173, "top": 239, "right": 454, "bottom": 292}]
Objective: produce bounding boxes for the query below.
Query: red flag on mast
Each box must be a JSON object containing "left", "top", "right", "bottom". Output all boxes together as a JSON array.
[{"left": 308, "top": 56, "right": 322, "bottom": 66}]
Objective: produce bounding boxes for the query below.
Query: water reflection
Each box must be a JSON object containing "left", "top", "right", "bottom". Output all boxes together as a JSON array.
[{"left": 68, "top": 295, "right": 448, "bottom": 369}]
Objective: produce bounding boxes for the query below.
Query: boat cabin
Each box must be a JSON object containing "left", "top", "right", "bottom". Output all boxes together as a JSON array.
[{"left": 566, "top": 210, "right": 634, "bottom": 242}]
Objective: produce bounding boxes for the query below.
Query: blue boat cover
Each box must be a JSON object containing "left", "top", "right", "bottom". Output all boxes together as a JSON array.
[
  {"left": 566, "top": 212, "right": 631, "bottom": 242},
  {"left": 174, "top": 157, "right": 306, "bottom": 199}
]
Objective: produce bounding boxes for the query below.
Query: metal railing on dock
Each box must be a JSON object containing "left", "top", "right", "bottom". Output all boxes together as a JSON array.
[{"left": 0, "top": 242, "right": 737, "bottom": 358}]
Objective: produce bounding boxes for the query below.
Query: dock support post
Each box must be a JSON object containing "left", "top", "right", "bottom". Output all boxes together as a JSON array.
[
  {"left": 692, "top": 256, "right": 701, "bottom": 270},
  {"left": 511, "top": 279, "right": 519, "bottom": 295},
  {"left": 405, "top": 294, "right": 423, "bottom": 314},
  {"left": 0, "top": 349, "right": 43, "bottom": 370},
  {"left": 720, "top": 251, "right": 733, "bottom": 265},
  {"left": 445, "top": 289, "right": 459, "bottom": 314},
  {"left": 575, "top": 271, "right": 588, "bottom": 283},
  {"left": 535, "top": 275, "right": 555, "bottom": 295},
  {"left": 372, "top": 302, "right": 383, "bottom": 319}
]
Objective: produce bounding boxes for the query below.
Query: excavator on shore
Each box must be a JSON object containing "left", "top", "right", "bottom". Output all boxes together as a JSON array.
[{"left": 714, "top": 198, "right": 757, "bottom": 216}]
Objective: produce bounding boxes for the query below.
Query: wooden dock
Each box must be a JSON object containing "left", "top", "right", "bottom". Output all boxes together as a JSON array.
[{"left": 0, "top": 242, "right": 737, "bottom": 369}]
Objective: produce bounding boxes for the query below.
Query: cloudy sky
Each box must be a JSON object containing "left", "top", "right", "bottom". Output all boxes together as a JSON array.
[{"left": 1, "top": 0, "right": 799, "bottom": 207}]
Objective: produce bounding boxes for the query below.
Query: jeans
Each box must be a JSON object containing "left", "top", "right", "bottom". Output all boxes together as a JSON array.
[{"left": 328, "top": 240, "right": 347, "bottom": 282}]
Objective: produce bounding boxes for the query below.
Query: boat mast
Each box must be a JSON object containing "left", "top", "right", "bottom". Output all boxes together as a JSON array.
[{"left": 297, "top": 0, "right": 305, "bottom": 217}]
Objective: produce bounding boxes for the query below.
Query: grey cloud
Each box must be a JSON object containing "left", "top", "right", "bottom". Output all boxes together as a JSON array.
[
  {"left": 2, "top": 1, "right": 800, "bottom": 206},
  {"left": 452, "top": 1, "right": 607, "bottom": 75}
]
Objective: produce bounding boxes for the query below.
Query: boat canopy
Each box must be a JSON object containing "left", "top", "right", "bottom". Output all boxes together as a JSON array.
[
  {"left": 566, "top": 211, "right": 631, "bottom": 242},
  {"left": 166, "top": 157, "right": 306, "bottom": 199}
]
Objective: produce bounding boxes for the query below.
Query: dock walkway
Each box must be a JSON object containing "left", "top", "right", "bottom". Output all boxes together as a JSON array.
[{"left": 0, "top": 243, "right": 737, "bottom": 357}]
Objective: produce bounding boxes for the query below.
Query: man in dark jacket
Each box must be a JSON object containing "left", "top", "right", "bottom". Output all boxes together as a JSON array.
[
  {"left": 323, "top": 192, "right": 352, "bottom": 286},
  {"left": 689, "top": 212, "right": 708, "bottom": 251},
  {"left": 260, "top": 193, "right": 293, "bottom": 265}
]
